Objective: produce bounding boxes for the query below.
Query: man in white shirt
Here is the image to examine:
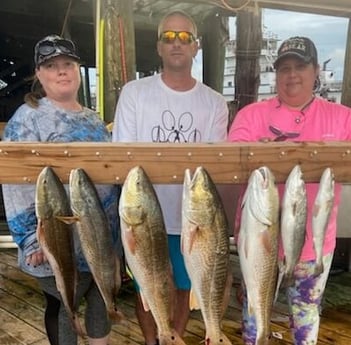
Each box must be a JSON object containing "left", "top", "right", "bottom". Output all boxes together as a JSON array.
[{"left": 113, "top": 10, "right": 228, "bottom": 345}]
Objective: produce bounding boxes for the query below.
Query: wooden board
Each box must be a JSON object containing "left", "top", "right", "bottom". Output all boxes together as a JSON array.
[
  {"left": 1, "top": 248, "right": 351, "bottom": 345},
  {"left": 1, "top": 141, "right": 351, "bottom": 184}
]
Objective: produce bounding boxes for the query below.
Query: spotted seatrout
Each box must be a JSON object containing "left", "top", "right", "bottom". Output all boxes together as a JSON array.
[
  {"left": 238, "top": 166, "right": 280, "bottom": 345},
  {"left": 280, "top": 165, "right": 307, "bottom": 287},
  {"left": 181, "top": 166, "right": 233, "bottom": 345},
  {"left": 119, "top": 166, "right": 187, "bottom": 345},
  {"left": 312, "top": 167, "right": 335, "bottom": 276}
]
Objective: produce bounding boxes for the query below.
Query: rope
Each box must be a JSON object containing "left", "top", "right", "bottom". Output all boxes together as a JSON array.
[
  {"left": 205, "top": 0, "right": 252, "bottom": 12},
  {"left": 118, "top": 15, "right": 128, "bottom": 85},
  {"left": 236, "top": 49, "right": 261, "bottom": 58},
  {"left": 60, "top": 0, "right": 73, "bottom": 37},
  {"left": 220, "top": 0, "right": 252, "bottom": 12}
]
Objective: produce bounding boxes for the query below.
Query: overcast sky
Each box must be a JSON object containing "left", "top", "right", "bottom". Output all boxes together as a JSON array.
[{"left": 229, "top": 9, "right": 349, "bottom": 81}]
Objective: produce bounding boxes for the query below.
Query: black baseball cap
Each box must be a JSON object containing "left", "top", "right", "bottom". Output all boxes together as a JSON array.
[
  {"left": 34, "top": 34, "right": 80, "bottom": 67},
  {"left": 274, "top": 36, "right": 318, "bottom": 69}
]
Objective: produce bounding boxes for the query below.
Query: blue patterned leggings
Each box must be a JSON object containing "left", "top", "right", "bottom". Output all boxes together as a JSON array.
[{"left": 241, "top": 253, "right": 333, "bottom": 345}]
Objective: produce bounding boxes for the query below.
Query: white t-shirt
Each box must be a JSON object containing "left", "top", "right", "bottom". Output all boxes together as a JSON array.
[{"left": 113, "top": 74, "right": 229, "bottom": 234}]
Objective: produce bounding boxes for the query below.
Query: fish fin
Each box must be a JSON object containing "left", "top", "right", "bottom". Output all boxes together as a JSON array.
[
  {"left": 244, "top": 237, "right": 249, "bottom": 259},
  {"left": 239, "top": 233, "right": 249, "bottom": 259},
  {"left": 73, "top": 270, "right": 80, "bottom": 312},
  {"left": 241, "top": 185, "right": 250, "bottom": 208},
  {"left": 312, "top": 203, "right": 321, "bottom": 218},
  {"left": 125, "top": 226, "right": 137, "bottom": 255},
  {"left": 189, "top": 288, "right": 200, "bottom": 310},
  {"left": 221, "top": 269, "right": 233, "bottom": 319},
  {"left": 114, "top": 255, "right": 122, "bottom": 291},
  {"left": 168, "top": 265, "right": 176, "bottom": 319},
  {"left": 180, "top": 233, "right": 185, "bottom": 255},
  {"left": 261, "top": 229, "right": 272, "bottom": 254},
  {"left": 36, "top": 219, "right": 45, "bottom": 242},
  {"left": 72, "top": 313, "right": 86, "bottom": 338},
  {"left": 36, "top": 218, "right": 42, "bottom": 230},
  {"left": 281, "top": 259, "right": 295, "bottom": 289},
  {"left": 247, "top": 295, "right": 254, "bottom": 316},
  {"left": 181, "top": 223, "right": 199, "bottom": 254},
  {"left": 139, "top": 291, "right": 150, "bottom": 312},
  {"left": 283, "top": 273, "right": 295, "bottom": 289},
  {"left": 274, "top": 263, "right": 285, "bottom": 303},
  {"left": 109, "top": 307, "right": 126, "bottom": 324},
  {"left": 110, "top": 260, "right": 123, "bottom": 325},
  {"left": 125, "top": 264, "right": 134, "bottom": 280},
  {"left": 56, "top": 215, "right": 80, "bottom": 224},
  {"left": 313, "top": 262, "right": 324, "bottom": 277},
  {"left": 188, "top": 224, "right": 199, "bottom": 254}
]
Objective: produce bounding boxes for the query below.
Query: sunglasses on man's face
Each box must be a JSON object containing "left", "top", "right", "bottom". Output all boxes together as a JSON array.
[
  {"left": 159, "top": 31, "right": 195, "bottom": 44},
  {"left": 37, "top": 39, "right": 76, "bottom": 57}
]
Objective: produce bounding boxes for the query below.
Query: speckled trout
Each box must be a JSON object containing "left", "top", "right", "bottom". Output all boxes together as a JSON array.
[
  {"left": 181, "top": 166, "right": 233, "bottom": 345},
  {"left": 35, "top": 166, "right": 84, "bottom": 337},
  {"left": 119, "top": 166, "right": 186, "bottom": 345},
  {"left": 69, "top": 168, "right": 122, "bottom": 323},
  {"left": 280, "top": 165, "right": 307, "bottom": 287},
  {"left": 312, "top": 167, "right": 335, "bottom": 276},
  {"left": 238, "top": 166, "right": 279, "bottom": 345}
]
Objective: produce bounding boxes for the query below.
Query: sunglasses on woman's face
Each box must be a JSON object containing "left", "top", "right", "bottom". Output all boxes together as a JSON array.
[
  {"left": 37, "top": 39, "right": 76, "bottom": 57},
  {"left": 159, "top": 31, "right": 195, "bottom": 44}
]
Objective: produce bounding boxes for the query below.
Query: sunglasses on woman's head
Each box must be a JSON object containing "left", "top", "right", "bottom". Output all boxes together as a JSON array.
[
  {"left": 159, "top": 31, "right": 195, "bottom": 44},
  {"left": 37, "top": 39, "right": 76, "bottom": 57}
]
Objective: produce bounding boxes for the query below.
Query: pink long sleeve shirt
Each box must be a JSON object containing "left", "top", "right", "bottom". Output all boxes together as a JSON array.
[{"left": 228, "top": 96, "right": 351, "bottom": 261}]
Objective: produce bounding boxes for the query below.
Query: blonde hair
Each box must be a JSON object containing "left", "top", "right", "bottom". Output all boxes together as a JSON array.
[
  {"left": 157, "top": 10, "right": 198, "bottom": 38},
  {"left": 24, "top": 77, "right": 46, "bottom": 108}
]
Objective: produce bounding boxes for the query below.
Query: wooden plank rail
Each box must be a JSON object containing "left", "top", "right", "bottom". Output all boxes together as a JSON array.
[{"left": 1, "top": 141, "right": 351, "bottom": 184}]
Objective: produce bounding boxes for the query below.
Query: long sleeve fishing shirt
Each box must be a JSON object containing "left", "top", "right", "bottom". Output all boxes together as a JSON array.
[{"left": 1, "top": 97, "right": 121, "bottom": 277}]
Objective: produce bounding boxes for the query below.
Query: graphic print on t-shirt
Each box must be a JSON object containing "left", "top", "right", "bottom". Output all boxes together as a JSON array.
[{"left": 151, "top": 110, "right": 201, "bottom": 143}]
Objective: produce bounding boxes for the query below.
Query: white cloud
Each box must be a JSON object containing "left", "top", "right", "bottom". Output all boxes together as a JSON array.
[
  {"left": 262, "top": 9, "right": 348, "bottom": 80},
  {"left": 229, "top": 9, "right": 348, "bottom": 81}
]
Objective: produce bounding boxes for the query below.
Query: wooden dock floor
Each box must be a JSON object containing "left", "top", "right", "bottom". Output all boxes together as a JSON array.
[{"left": 1, "top": 248, "right": 351, "bottom": 345}]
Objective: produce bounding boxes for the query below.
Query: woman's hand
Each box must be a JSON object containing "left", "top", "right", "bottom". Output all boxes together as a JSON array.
[{"left": 25, "top": 250, "right": 47, "bottom": 267}]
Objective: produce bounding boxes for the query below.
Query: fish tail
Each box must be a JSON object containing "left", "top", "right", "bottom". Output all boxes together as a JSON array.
[
  {"left": 108, "top": 307, "right": 126, "bottom": 324},
  {"left": 283, "top": 273, "right": 295, "bottom": 288},
  {"left": 274, "top": 267, "right": 285, "bottom": 302},
  {"left": 72, "top": 312, "right": 86, "bottom": 338},
  {"left": 255, "top": 332, "right": 271, "bottom": 345},
  {"left": 205, "top": 332, "right": 233, "bottom": 345},
  {"left": 313, "top": 262, "right": 324, "bottom": 277},
  {"left": 158, "top": 330, "right": 187, "bottom": 345}
]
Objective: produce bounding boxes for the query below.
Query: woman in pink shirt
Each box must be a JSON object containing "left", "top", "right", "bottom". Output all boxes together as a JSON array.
[{"left": 228, "top": 36, "right": 351, "bottom": 345}]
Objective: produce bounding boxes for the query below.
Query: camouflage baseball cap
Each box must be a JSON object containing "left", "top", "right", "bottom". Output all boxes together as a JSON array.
[{"left": 34, "top": 34, "right": 80, "bottom": 67}]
